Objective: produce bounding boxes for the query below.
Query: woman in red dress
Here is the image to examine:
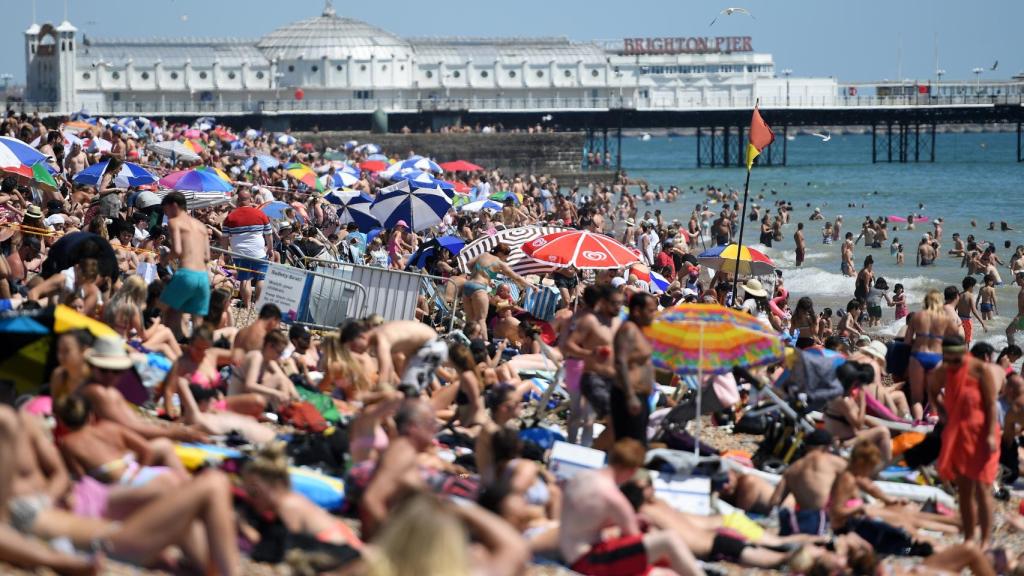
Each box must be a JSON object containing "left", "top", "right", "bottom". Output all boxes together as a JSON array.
[{"left": 934, "top": 337, "right": 1000, "bottom": 548}]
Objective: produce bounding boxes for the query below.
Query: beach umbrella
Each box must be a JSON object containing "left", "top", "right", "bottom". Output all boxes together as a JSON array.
[
  {"left": 0, "top": 305, "right": 119, "bottom": 394},
  {"left": 0, "top": 162, "right": 58, "bottom": 192},
  {"left": 370, "top": 178, "right": 452, "bottom": 232},
  {"left": 319, "top": 171, "right": 359, "bottom": 190},
  {"left": 85, "top": 137, "right": 113, "bottom": 154},
  {"left": 489, "top": 190, "right": 521, "bottom": 205},
  {"left": 154, "top": 190, "right": 232, "bottom": 210},
  {"left": 627, "top": 263, "right": 670, "bottom": 294},
  {"left": 73, "top": 160, "right": 157, "bottom": 188},
  {"left": 644, "top": 302, "right": 784, "bottom": 454},
  {"left": 440, "top": 160, "right": 483, "bottom": 172},
  {"left": 159, "top": 169, "right": 233, "bottom": 193},
  {"left": 149, "top": 140, "right": 201, "bottom": 162},
  {"left": 62, "top": 120, "right": 95, "bottom": 134},
  {"left": 457, "top": 225, "right": 568, "bottom": 276},
  {"left": 366, "top": 153, "right": 389, "bottom": 162},
  {"left": 0, "top": 136, "right": 52, "bottom": 169},
  {"left": 397, "top": 157, "right": 443, "bottom": 173},
  {"left": 260, "top": 200, "right": 306, "bottom": 224},
  {"left": 285, "top": 163, "right": 324, "bottom": 192},
  {"left": 522, "top": 230, "right": 639, "bottom": 270},
  {"left": 338, "top": 163, "right": 360, "bottom": 177},
  {"left": 193, "top": 116, "right": 217, "bottom": 131},
  {"left": 354, "top": 143, "right": 381, "bottom": 155},
  {"left": 41, "top": 232, "right": 119, "bottom": 280},
  {"left": 325, "top": 189, "right": 379, "bottom": 231},
  {"left": 358, "top": 160, "right": 388, "bottom": 173},
  {"left": 396, "top": 170, "right": 454, "bottom": 192},
  {"left": 276, "top": 134, "right": 297, "bottom": 146},
  {"left": 197, "top": 166, "right": 232, "bottom": 183},
  {"left": 697, "top": 243, "right": 775, "bottom": 277},
  {"left": 243, "top": 155, "right": 280, "bottom": 171},
  {"left": 406, "top": 236, "right": 466, "bottom": 269},
  {"left": 459, "top": 199, "right": 502, "bottom": 213}
]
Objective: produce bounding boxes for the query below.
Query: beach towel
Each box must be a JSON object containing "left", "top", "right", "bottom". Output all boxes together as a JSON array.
[
  {"left": 522, "top": 286, "right": 561, "bottom": 322},
  {"left": 296, "top": 387, "right": 342, "bottom": 423}
]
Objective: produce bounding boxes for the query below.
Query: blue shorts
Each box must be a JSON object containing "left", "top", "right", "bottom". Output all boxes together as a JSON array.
[
  {"left": 778, "top": 507, "right": 828, "bottom": 536},
  {"left": 235, "top": 257, "right": 268, "bottom": 282},
  {"left": 160, "top": 268, "right": 210, "bottom": 316}
]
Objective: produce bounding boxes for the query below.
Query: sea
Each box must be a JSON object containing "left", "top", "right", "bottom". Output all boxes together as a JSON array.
[{"left": 616, "top": 131, "right": 1024, "bottom": 347}]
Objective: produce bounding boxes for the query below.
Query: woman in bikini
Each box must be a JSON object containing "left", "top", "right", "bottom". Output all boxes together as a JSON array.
[
  {"left": 103, "top": 275, "right": 181, "bottom": 360},
  {"left": 163, "top": 326, "right": 275, "bottom": 444},
  {"left": 904, "top": 289, "right": 961, "bottom": 421},
  {"left": 462, "top": 243, "right": 534, "bottom": 341},
  {"left": 48, "top": 330, "right": 93, "bottom": 401},
  {"left": 790, "top": 296, "right": 819, "bottom": 348},
  {"left": 823, "top": 362, "right": 893, "bottom": 468}
]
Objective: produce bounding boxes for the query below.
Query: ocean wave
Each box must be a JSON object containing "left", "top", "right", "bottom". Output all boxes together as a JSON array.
[{"left": 782, "top": 266, "right": 937, "bottom": 306}]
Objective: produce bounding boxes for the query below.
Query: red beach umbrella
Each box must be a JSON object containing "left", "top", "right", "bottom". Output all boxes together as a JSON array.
[{"left": 522, "top": 230, "right": 640, "bottom": 269}]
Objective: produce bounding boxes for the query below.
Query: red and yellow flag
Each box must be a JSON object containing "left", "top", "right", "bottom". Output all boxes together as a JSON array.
[{"left": 745, "top": 105, "right": 775, "bottom": 171}]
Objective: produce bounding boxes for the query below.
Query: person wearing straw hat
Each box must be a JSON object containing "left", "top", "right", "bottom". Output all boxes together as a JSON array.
[
  {"left": 852, "top": 340, "right": 912, "bottom": 421},
  {"left": 738, "top": 278, "right": 777, "bottom": 329},
  {"left": 80, "top": 336, "right": 205, "bottom": 442}
]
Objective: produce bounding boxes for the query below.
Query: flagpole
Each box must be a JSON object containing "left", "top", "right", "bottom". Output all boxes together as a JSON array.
[{"left": 730, "top": 167, "right": 753, "bottom": 305}]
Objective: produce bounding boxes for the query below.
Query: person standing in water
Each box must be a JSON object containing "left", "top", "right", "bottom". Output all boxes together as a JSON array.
[{"left": 794, "top": 223, "right": 806, "bottom": 267}]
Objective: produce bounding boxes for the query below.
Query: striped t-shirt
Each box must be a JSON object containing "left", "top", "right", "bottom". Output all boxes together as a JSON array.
[{"left": 223, "top": 207, "right": 271, "bottom": 259}]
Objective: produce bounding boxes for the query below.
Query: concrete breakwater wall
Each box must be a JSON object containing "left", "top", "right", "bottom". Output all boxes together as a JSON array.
[{"left": 294, "top": 131, "right": 612, "bottom": 183}]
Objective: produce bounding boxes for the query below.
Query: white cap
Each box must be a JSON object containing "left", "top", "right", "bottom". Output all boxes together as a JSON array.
[
  {"left": 611, "top": 277, "right": 627, "bottom": 288},
  {"left": 44, "top": 214, "right": 65, "bottom": 227}
]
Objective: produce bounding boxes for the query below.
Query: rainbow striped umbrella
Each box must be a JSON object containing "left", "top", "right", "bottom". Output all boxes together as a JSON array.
[
  {"left": 643, "top": 302, "right": 783, "bottom": 453},
  {"left": 285, "top": 163, "right": 324, "bottom": 192},
  {"left": 697, "top": 243, "right": 775, "bottom": 277}
]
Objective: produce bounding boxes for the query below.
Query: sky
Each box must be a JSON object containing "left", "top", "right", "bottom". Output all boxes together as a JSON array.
[{"left": 3, "top": 0, "right": 1020, "bottom": 85}]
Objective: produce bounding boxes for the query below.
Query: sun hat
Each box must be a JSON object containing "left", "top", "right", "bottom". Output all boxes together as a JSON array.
[
  {"left": 395, "top": 219, "right": 408, "bottom": 228},
  {"left": 24, "top": 204, "right": 43, "bottom": 219},
  {"left": 741, "top": 278, "right": 767, "bottom": 298},
  {"left": 861, "top": 341, "right": 888, "bottom": 363},
  {"left": 84, "top": 336, "right": 133, "bottom": 371},
  {"left": 625, "top": 218, "right": 636, "bottom": 226}
]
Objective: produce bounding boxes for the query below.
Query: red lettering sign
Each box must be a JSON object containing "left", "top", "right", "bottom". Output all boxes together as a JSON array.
[{"left": 619, "top": 36, "right": 753, "bottom": 55}]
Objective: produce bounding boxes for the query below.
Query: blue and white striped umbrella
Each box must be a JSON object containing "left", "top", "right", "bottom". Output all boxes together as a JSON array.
[
  {"left": 370, "top": 179, "right": 452, "bottom": 232},
  {"left": 385, "top": 164, "right": 413, "bottom": 181},
  {"left": 459, "top": 199, "right": 502, "bottom": 212},
  {"left": 397, "top": 157, "right": 442, "bottom": 173},
  {"left": 276, "top": 134, "right": 297, "bottom": 146},
  {"left": 326, "top": 189, "right": 379, "bottom": 231},
  {"left": 73, "top": 160, "right": 157, "bottom": 188},
  {"left": 243, "top": 155, "right": 280, "bottom": 171},
  {"left": 397, "top": 170, "right": 454, "bottom": 191},
  {"left": 355, "top": 143, "right": 381, "bottom": 155},
  {"left": 319, "top": 171, "right": 359, "bottom": 189},
  {"left": 366, "top": 153, "right": 388, "bottom": 162},
  {"left": 343, "top": 140, "right": 359, "bottom": 151},
  {"left": 339, "top": 163, "right": 360, "bottom": 177}
]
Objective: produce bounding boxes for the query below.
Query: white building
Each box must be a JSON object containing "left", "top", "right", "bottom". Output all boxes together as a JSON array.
[{"left": 24, "top": 2, "right": 837, "bottom": 115}]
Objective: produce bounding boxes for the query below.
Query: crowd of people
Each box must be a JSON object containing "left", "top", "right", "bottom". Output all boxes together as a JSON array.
[{"left": 0, "top": 109, "right": 1021, "bottom": 576}]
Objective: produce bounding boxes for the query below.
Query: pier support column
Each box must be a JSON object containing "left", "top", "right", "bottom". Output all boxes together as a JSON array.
[
  {"left": 930, "top": 123, "right": 936, "bottom": 162},
  {"left": 737, "top": 125, "right": 745, "bottom": 167},
  {"left": 887, "top": 123, "right": 893, "bottom": 163},
  {"left": 871, "top": 125, "right": 877, "bottom": 164},
  {"left": 723, "top": 126, "right": 730, "bottom": 166},
  {"left": 1018, "top": 122, "right": 1022, "bottom": 162},
  {"left": 782, "top": 125, "right": 788, "bottom": 166},
  {"left": 914, "top": 124, "right": 920, "bottom": 163},
  {"left": 616, "top": 113, "right": 622, "bottom": 172},
  {"left": 697, "top": 127, "right": 703, "bottom": 167}
]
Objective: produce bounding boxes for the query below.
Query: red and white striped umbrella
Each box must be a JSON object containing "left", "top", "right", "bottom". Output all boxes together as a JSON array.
[{"left": 522, "top": 230, "right": 640, "bottom": 270}]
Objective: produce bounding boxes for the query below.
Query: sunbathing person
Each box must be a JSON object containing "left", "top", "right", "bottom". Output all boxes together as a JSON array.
[
  {"left": 165, "top": 325, "right": 265, "bottom": 418},
  {"left": 229, "top": 330, "right": 301, "bottom": 409},
  {"left": 716, "top": 468, "right": 785, "bottom": 516},
  {"left": 48, "top": 330, "right": 93, "bottom": 401},
  {"left": 104, "top": 275, "right": 182, "bottom": 360},
  {"left": 770, "top": 429, "right": 848, "bottom": 536},
  {"left": 823, "top": 361, "right": 893, "bottom": 467},
  {"left": 367, "top": 319, "right": 447, "bottom": 393},
  {"left": 2, "top": 404, "right": 241, "bottom": 575}
]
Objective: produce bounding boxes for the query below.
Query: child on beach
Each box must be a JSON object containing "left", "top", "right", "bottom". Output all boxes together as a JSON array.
[
  {"left": 978, "top": 275, "right": 998, "bottom": 321},
  {"left": 818, "top": 307, "right": 834, "bottom": 340},
  {"left": 822, "top": 221, "right": 834, "bottom": 245},
  {"left": 892, "top": 283, "right": 908, "bottom": 320},
  {"left": 837, "top": 299, "right": 866, "bottom": 341},
  {"left": 896, "top": 244, "right": 905, "bottom": 266},
  {"left": 865, "top": 278, "right": 893, "bottom": 328}
]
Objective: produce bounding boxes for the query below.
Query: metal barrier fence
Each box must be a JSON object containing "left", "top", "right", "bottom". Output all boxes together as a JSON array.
[{"left": 211, "top": 246, "right": 460, "bottom": 332}]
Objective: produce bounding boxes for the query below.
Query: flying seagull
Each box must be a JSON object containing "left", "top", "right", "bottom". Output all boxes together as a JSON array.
[
  {"left": 812, "top": 131, "right": 832, "bottom": 142},
  {"left": 709, "top": 7, "right": 754, "bottom": 27},
  {"left": 991, "top": 60, "right": 999, "bottom": 71}
]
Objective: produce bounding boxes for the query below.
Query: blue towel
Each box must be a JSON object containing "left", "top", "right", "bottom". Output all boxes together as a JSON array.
[{"left": 523, "top": 286, "right": 561, "bottom": 321}]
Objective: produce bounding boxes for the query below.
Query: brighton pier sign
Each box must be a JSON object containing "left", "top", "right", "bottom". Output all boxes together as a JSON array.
[{"left": 621, "top": 36, "right": 753, "bottom": 55}]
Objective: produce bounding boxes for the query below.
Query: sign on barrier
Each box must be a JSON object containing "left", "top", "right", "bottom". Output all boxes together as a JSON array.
[{"left": 256, "top": 262, "right": 313, "bottom": 323}]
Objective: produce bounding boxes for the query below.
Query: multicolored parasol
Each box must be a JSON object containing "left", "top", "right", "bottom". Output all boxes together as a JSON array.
[
  {"left": 697, "top": 243, "right": 775, "bottom": 276},
  {"left": 285, "top": 163, "right": 324, "bottom": 192},
  {"left": 643, "top": 302, "right": 783, "bottom": 453}
]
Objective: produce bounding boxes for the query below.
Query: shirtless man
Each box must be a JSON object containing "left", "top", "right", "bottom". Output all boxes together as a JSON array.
[
  {"left": 770, "top": 429, "right": 848, "bottom": 536},
  {"left": 794, "top": 223, "right": 806, "bottom": 267},
  {"left": 80, "top": 337, "right": 205, "bottom": 442},
  {"left": 559, "top": 439, "right": 703, "bottom": 576},
  {"left": 718, "top": 469, "right": 782, "bottom": 516},
  {"left": 917, "top": 237, "right": 937, "bottom": 267},
  {"left": 613, "top": 293, "right": 657, "bottom": 445},
  {"left": 159, "top": 191, "right": 211, "bottom": 340},
  {"left": 369, "top": 319, "right": 446, "bottom": 394},
  {"left": 957, "top": 276, "right": 987, "bottom": 344},
  {"left": 712, "top": 211, "right": 732, "bottom": 246},
  {"left": 65, "top": 141, "right": 88, "bottom": 178},
  {"left": 1007, "top": 273, "right": 1024, "bottom": 346},
  {"left": 840, "top": 232, "right": 855, "bottom": 277},
  {"left": 948, "top": 233, "right": 965, "bottom": 257},
  {"left": 564, "top": 285, "right": 621, "bottom": 447},
  {"left": 231, "top": 303, "right": 282, "bottom": 364}
]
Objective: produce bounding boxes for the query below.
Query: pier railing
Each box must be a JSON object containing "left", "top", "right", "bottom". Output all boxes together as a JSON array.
[{"left": 9, "top": 93, "right": 1024, "bottom": 117}]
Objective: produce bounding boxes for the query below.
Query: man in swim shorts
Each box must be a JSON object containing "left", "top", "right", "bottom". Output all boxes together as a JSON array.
[
  {"left": 1007, "top": 273, "right": 1024, "bottom": 346},
  {"left": 771, "top": 429, "right": 847, "bottom": 536},
  {"left": 159, "top": 191, "right": 211, "bottom": 339},
  {"left": 368, "top": 320, "right": 447, "bottom": 395},
  {"left": 956, "top": 276, "right": 987, "bottom": 344}
]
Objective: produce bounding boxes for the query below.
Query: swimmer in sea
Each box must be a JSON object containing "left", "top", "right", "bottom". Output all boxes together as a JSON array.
[
  {"left": 917, "top": 237, "right": 936, "bottom": 267},
  {"left": 978, "top": 275, "right": 997, "bottom": 322}
]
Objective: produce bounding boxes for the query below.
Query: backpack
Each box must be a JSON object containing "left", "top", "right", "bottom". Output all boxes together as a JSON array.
[{"left": 279, "top": 401, "right": 328, "bottom": 433}]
